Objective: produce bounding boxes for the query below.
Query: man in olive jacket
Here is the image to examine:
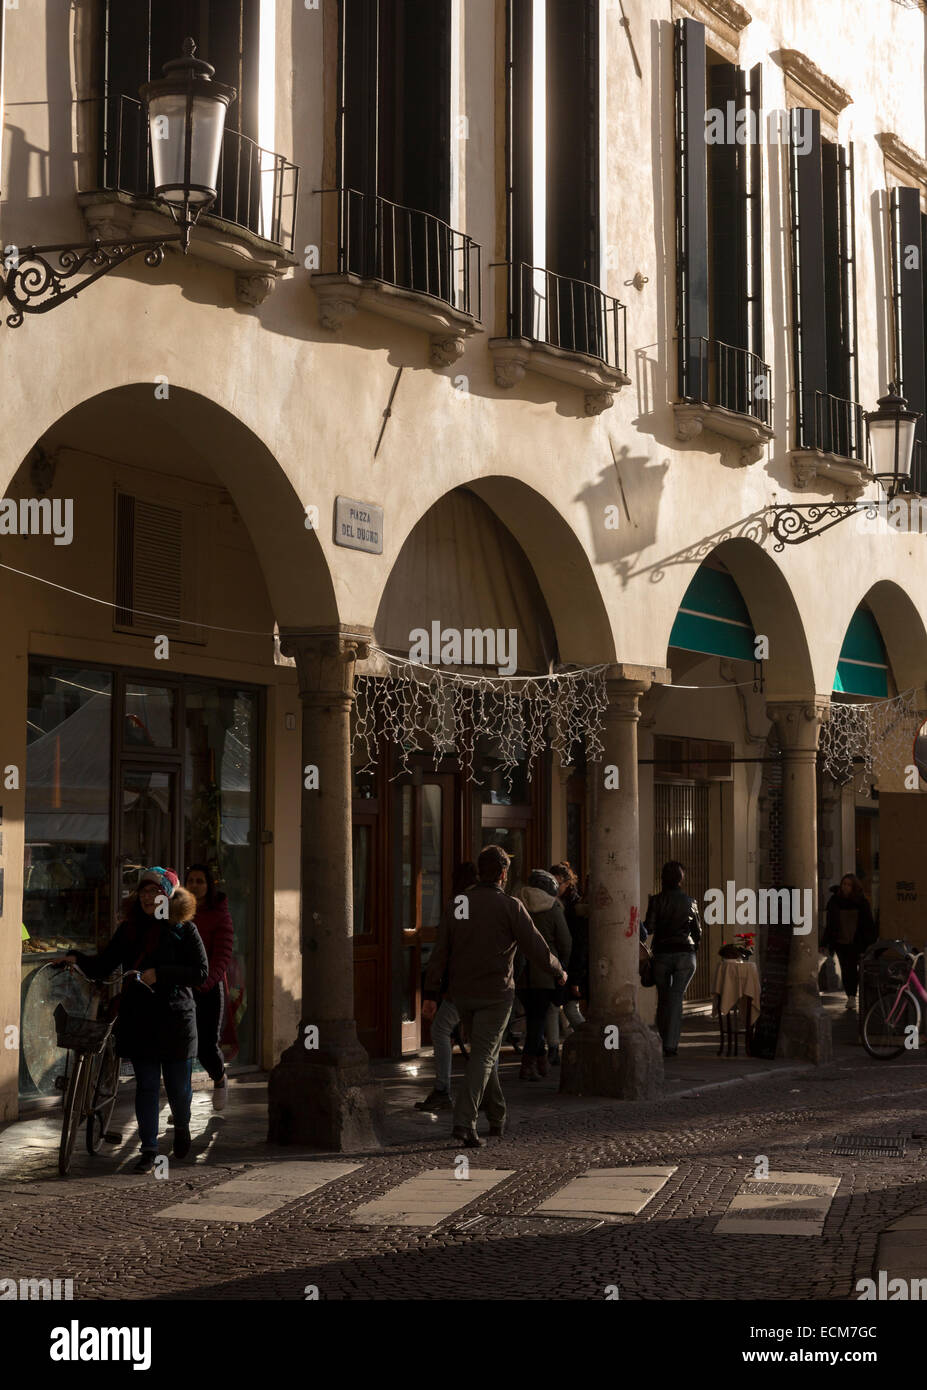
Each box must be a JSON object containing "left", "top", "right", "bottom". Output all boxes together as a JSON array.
[{"left": 423, "top": 844, "right": 566, "bottom": 1146}]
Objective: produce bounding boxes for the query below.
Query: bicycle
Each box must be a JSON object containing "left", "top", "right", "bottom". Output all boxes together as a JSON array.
[
  {"left": 861, "top": 950, "right": 927, "bottom": 1060},
  {"left": 51, "top": 962, "right": 125, "bottom": 1175}
]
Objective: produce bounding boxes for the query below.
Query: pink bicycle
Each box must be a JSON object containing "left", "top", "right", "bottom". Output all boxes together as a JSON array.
[{"left": 862, "top": 950, "right": 927, "bottom": 1059}]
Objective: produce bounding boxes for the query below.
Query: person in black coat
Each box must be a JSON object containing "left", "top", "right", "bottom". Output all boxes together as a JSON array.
[
  {"left": 643, "top": 860, "right": 702, "bottom": 1058},
  {"left": 822, "top": 874, "right": 877, "bottom": 1011},
  {"left": 62, "top": 866, "right": 207, "bottom": 1172}
]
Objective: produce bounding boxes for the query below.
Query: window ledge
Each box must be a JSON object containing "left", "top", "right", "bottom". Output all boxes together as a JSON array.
[
  {"left": 790, "top": 448, "right": 869, "bottom": 491},
  {"left": 311, "top": 272, "right": 481, "bottom": 365},
  {"left": 489, "top": 337, "right": 630, "bottom": 415},
  {"left": 674, "top": 402, "right": 773, "bottom": 464},
  {"left": 78, "top": 192, "right": 296, "bottom": 305}
]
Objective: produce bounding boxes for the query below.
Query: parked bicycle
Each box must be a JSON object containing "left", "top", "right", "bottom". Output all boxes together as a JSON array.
[
  {"left": 51, "top": 961, "right": 125, "bottom": 1175},
  {"left": 861, "top": 950, "right": 927, "bottom": 1060}
]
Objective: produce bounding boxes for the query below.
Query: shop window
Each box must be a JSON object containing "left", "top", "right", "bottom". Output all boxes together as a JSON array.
[{"left": 654, "top": 734, "right": 732, "bottom": 781}]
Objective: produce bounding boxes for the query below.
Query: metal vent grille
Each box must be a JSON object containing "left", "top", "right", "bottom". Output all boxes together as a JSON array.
[{"left": 832, "top": 1135, "right": 907, "bottom": 1157}]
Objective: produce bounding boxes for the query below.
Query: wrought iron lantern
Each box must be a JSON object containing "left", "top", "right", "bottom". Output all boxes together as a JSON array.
[{"left": 1, "top": 39, "right": 236, "bottom": 326}]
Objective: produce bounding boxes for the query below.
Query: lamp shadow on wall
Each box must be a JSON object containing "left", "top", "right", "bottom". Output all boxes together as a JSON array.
[{"left": 573, "top": 442, "right": 665, "bottom": 579}]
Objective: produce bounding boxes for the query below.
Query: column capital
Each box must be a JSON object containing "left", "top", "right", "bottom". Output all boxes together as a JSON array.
[
  {"left": 279, "top": 625, "right": 373, "bottom": 700},
  {"left": 603, "top": 662, "right": 672, "bottom": 687},
  {"left": 766, "top": 697, "right": 831, "bottom": 752}
]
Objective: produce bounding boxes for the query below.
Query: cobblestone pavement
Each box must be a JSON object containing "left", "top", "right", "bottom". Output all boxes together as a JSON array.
[{"left": 3, "top": 1002, "right": 927, "bottom": 1301}]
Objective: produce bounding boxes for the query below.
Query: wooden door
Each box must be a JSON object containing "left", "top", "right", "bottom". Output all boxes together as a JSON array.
[{"left": 397, "top": 772, "right": 456, "bottom": 1054}]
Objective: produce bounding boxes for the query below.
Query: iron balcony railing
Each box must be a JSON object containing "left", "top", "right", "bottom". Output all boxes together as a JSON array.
[
  {"left": 317, "top": 187, "right": 481, "bottom": 320},
  {"left": 795, "top": 387, "right": 864, "bottom": 462},
  {"left": 90, "top": 94, "right": 298, "bottom": 252},
  {"left": 679, "top": 337, "right": 772, "bottom": 428},
  {"left": 502, "top": 261, "right": 627, "bottom": 374}
]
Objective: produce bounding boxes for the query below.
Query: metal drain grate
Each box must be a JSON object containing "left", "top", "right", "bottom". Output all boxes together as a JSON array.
[
  {"left": 832, "top": 1134, "right": 907, "bottom": 1157},
  {"left": 451, "top": 1213, "right": 605, "bottom": 1237}
]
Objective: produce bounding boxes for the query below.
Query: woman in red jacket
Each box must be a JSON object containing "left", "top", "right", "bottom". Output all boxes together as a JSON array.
[{"left": 185, "top": 864, "right": 234, "bottom": 1110}]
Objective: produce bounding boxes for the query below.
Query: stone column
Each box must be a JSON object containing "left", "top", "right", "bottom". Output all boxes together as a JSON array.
[
  {"left": 560, "top": 665, "right": 668, "bottom": 1099},
  {"left": 267, "top": 627, "right": 381, "bottom": 1150},
  {"left": 767, "top": 698, "right": 833, "bottom": 1064}
]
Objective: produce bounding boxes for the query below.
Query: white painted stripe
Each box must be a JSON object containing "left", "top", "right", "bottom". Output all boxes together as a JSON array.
[
  {"left": 536, "top": 1166, "right": 677, "bottom": 1220},
  {"left": 352, "top": 1167, "right": 514, "bottom": 1228},
  {"left": 154, "top": 1161, "right": 360, "bottom": 1223}
]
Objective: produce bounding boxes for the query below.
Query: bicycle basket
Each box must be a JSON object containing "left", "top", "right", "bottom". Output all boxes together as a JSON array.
[{"left": 53, "top": 1004, "right": 112, "bottom": 1054}]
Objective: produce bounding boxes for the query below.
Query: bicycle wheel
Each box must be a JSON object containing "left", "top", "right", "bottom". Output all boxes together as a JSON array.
[
  {"left": 86, "top": 1040, "right": 120, "bottom": 1154},
  {"left": 862, "top": 990, "right": 920, "bottom": 1060},
  {"left": 58, "top": 1052, "right": 89, "bottom": 1176}
]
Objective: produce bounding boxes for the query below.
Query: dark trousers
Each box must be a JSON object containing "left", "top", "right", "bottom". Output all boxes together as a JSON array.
[
  {"left": 195, "top": 982, "right": 226, "bottom": 1081},
  {"left": 517, "top": 988, "right": 554, "bottom": 1056},
  {"left": 834, "top": 945, "right": 860, "bottom": 998},
  {"left": 451, "top": 998, "right": 511, "bottom": 1132},
  {"left": 131, "top": 1058, "right": 193, "bottom": 1153}
]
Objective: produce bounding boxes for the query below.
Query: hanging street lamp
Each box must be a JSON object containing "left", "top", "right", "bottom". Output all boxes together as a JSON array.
[
  {"left": 1, "top": 39, "right": 235, "bottom": 327},
  {"left": 768, "top": 384, "right": 923, "bottom": 547}
]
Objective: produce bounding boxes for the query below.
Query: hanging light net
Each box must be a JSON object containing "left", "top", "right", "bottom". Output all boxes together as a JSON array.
[
  {"left": 819, "top": 688, "right": 922, "bottom": 788},
  {"left": 352, "top": 649, "right": 608, "bottom": 785}
]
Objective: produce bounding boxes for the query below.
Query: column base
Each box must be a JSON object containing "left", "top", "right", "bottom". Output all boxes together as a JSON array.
[
  {"left": 775, "top": 1003, "right": 833, "bottom": 1064},
  {"left": 559, "top": 1013, "right": 663, "bottom": 1100},
  {"left": 267, "top": 1021, "right": 382, "bottom": 1151}
]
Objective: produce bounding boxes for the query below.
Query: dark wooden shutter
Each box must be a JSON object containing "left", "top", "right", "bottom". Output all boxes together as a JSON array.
[
  {"left": 790, "top": 107, "right": 826, "bottom": 449},
  {"left": 747, "top": 63, "right": 764, "bottom": 364},
  {"left": 339, "top": 0, "right": 379, "bottom": 275},
  {"left": 675, "top": 18, "right": 709, "bottom": 400},
  {"left": 707, "top": 62, "right": 745, "bottom": 355},
  {"left": 102, "top": 0, "right": 152, "bottom": 189},
  {"left": 837, "top": 144, "right": 859, "bottom": 415},
  {"left": 891, "top": 187, "right": 926, "bottom": 446},
  {"left": 508, "top": 0, "right": 534, "bottom": 335}
]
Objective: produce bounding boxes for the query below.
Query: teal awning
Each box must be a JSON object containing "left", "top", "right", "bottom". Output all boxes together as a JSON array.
[
  {"left": 834, "top": 607, "right": 888, "bottom": 697},
  {"left": 668, "top": 566, "right": 756, "bottom": 661}
]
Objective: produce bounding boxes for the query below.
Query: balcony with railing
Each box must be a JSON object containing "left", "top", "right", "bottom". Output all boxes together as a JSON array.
[
  {"left": 791, "top": 386, "right": 867, "bottom": 489},
  {"left": 77, "top": 95, "right": 299, "bottom": 302},
  {"left": 674, "top": 336, "right": 774, "bottom": 464},
  {"left": 489, "top": 261, "right": 630, "bottom": 415},
  {"left": 312, "top": 187, "right": 482, "bottom": 365}
]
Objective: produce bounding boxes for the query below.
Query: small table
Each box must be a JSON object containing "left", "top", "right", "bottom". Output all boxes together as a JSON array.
[{"left": 713, "top": 958, "right": 761, "bottom": 1056}]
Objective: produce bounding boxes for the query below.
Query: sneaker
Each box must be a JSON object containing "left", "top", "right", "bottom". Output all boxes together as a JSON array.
[
  {"left": 846, "top": 997, "right": 857, "bottom": 1011},
  {"left": 133, "top": 1151, "right": 157, "bottom": 1174},
  {"left": 173, "top": 1125, "right": 192, "bottom": 1159},
  {"left": 415, "top": 1088, "right": 452, "bottom": 1113},
  {"left": 213, "top": 1076, "right": 228, "bottom": 1111}
]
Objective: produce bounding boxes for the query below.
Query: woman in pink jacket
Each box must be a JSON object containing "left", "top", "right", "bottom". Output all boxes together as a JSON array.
[{"left": 184, "top": 864, "right": 234, "bottom": 1110}]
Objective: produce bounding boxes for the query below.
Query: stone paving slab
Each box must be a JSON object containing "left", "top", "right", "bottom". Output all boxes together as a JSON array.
[
  {"left": 716, "top": 1170, "right": 840, "bottom": 1236},
  {"left": 154, "top": 1161, "right": 361, "bottom": 1223},
  {"left": 351, "top": 1168, "right": 514, "bottom": 1228},
  {"left": 535, "top": 1166, "right": 677, "bottom": 1220}
]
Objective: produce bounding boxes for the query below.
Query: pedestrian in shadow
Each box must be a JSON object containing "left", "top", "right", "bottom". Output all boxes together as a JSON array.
[{"left": 643, "top": 861, "right": 701, "bottom": 1058}]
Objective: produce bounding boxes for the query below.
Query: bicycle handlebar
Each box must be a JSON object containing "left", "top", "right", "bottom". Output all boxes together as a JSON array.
[{"left": 49, "top": 960, "right": 124, "bottom": 987}]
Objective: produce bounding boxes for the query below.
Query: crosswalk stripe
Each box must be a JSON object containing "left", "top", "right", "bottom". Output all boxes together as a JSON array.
[
  {"left": 351, "top": 1168, "right": 514, "bottom": 1228},
  {"left": 715, "top": 1170, "right": 840, "bottom": 1236},
  {"left": 154, "top": 1161, "right": 361, "bottom": 1223},
  {"left": 535, "top": 1166, "right": 677, "bottom": 1220}
]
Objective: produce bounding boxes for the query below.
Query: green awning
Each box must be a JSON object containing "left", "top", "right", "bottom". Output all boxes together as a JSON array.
[
  {"left": 834, "top": 607, "right": 888, "bottom": 697},
  {"left": 668, "top": 566, "right": 756, "bottom": 661}
]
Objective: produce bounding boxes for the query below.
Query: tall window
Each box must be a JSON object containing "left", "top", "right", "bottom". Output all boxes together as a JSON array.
[
  {"left": 507, "top": 0, "right": 601, "bottom": 354},
  {"left": 674, "top": 19, "right": 765, "bottom": 419},
  {"left": 889, "top": 186, "right": 927, "bottom": 487},
  {"left": 789, "top": 109, "right": 860, "bottom": 458}
]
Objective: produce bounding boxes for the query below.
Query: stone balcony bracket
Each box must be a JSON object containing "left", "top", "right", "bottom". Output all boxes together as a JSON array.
[
  {"left": 489, "top": 337, "right": 631, "bottom": 416},
  {"left": 790, "top": 449, "right": 871, "bottom": 493},
  {"left": 78, "top": 192, "right": 295, "bottom": 303},
  {"left": 311, "top": 272, "right": 481, "bottom": 367},
  {"left": 673, "top": 401, "right": 774, "bottom": 466}
]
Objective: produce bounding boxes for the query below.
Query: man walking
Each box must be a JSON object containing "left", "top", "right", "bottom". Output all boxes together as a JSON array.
[{"left": 423, "top": 844, "right": 567, "bottom": 1147}]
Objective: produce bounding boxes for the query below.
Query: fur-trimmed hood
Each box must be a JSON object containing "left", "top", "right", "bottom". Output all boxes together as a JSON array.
[{"left": 122, "top": 886, "right": 198, "bottom": 926}]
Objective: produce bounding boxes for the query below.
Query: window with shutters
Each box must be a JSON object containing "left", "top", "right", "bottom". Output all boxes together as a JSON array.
[
  {"left": 491, "top": 0, "right": 627, "bottom": 411},
  {"left": 315, "top": 1, "right": 479, "bottom": 331},
  {"left": 674, "top": 18, "right": 768, "bottom": 449},
  {"left": 89, "top": 0, "right": 297, "bottom": 251},
  {"left": 114, "top": 492, "right": 202, "bottom": 643},
  {"left": 888, "top": 186, "right": 927, "bottom": 493},
  {"left": 789, "top": 113, "right": 861, "bottom": 465}
]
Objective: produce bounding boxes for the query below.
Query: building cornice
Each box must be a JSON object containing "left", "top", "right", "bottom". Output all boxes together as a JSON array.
[
  {"left": 671, "top": 0, "right": 751, "bottom": 61},
  {"left": 776, "top": 49, "right": 853, "bottom": 120},
  {"left": 877, "top": 132, "right": 927, "bottom": 189}
]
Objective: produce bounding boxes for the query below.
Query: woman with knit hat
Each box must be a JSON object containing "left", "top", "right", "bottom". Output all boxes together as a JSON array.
[
  {"left": 515, "top": 869, "right": 572, "bottom": 1081},
  {"left": 61, "top": 866, "right": 208, "bottom": 1172}
]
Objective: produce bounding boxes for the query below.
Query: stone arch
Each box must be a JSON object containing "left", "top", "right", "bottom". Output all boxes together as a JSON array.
[
  {"left": 842, "top": 580, "right": 927, "bottom": 696},
  {"left": 27, "top": 383, "right": 338, "bottom": 628},
  {"left": 374, "top": 475, "right": 615, "bottom": 667}
]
